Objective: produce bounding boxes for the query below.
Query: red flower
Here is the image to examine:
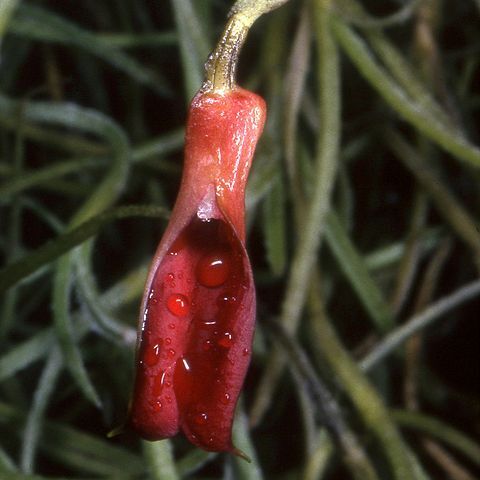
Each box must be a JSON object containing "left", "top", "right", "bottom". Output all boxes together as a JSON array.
[{"left": 129, "top": 87, "right": 266, "bottom": 454}]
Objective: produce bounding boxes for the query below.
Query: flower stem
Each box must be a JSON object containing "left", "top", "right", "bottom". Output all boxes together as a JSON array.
[{"left": 204, "top": 0, "right": 290, "bottom": 92}]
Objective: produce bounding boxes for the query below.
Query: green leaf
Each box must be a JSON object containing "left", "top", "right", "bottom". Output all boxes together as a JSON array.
[
  {"left": 262, "top": 175, "right": 287, "bottom": 276},
  {"left": 9, "top": 4, "right": 170, "bottom": 96},
  {"left": 332, "top": 17, "right": 480, "bottom": 168},
  {"left": 0, "top": 205, "right": 168, "bottom": 293},
  {"left": 325, "top": 211, "right": 394, "bottom": 332},
  {"left": 0, "top": 403, "right": 145, "bottom": 477},
  {"left": 170, "top": 0, "right": 210, "bottom": 99}
]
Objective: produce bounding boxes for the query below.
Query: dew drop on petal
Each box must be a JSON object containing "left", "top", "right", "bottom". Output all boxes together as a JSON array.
[
  {"left": 144, "top": 341, "right": 161, "bottom": 367},
  {"left": 217, "top": 332, "right": 233, "bottom": 348},
  {"left": 194, "top": 412, "right": 208, "bottom": 425},
  {"left": 196, "top": 253, "right": 230, "bottom": 288},
  {"left": 220, "top": 393, "right": 231, "bottom": 405},
  {"left": 167, "top": 294, "right": 189, "bottom": 316}
]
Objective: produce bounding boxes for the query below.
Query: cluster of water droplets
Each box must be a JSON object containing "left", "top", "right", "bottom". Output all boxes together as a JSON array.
[{"left": 138, "top": 218, "right": 247, "bottom": 433}]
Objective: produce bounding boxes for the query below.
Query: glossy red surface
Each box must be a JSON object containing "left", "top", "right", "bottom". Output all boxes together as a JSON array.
[{"left": 129, "top": 88, "right": 266, "bottom": 453}]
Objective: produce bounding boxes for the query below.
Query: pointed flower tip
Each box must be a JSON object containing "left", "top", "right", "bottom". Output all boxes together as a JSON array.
[
  {"left": 107, "top": 423, "right": 126, "bottom": 439},
  {"left": 232, "top": 446, "right": 252, "bottom": 463}
]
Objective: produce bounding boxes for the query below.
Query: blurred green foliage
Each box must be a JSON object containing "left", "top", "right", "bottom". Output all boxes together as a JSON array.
[{"left": 0, "top": 0, "right": 479, "bottom": 479}]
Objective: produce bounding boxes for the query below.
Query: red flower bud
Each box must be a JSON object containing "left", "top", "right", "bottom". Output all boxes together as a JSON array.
[{"left": 129, "top": 88, "right": 266, "bottom": 454}]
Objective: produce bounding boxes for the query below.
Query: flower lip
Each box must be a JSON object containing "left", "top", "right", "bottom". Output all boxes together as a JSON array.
[{"left": 130, "top": 191, "right": 256, "bottom": 452}]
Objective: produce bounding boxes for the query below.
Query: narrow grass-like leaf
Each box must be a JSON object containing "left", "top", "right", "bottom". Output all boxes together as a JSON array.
[
  {"left": 332, "top": 18, "right": 480, "bottom": 168},
  {"left": 0, "top": 205, "right": 169, "bottom": 293},
  {"left": 270, "top": 319, "right": 379, "bottom": 480},
  {"left": 20, "top": 349, "right": 62, "bottom": 474},
  {"left": 387, "top": 130, "right": 480, "bottom": 264},
  {"left": 336, "top": 0, "right": 456, "bottom": 132},
  {"left": 0, "top": 128, "right": 184, "bottom": 200},
  {"left": 132, "top": 129, "right": 185, "bottom": 164},
  {"left": 307, "top": 279, "right": 426, "bottom": 480},
  {"left": 391, "top": 409, "right": 480, "bottom": 467},
  {"left": 0, "top": 158, "right": 100, "bottom": 200},
  {"left": 176, "top": 449, "right": 216, "bottom": 477},
  {"left": 0, "top": 114, "right": 108, "bottom": 155},
  {"left": 233, "top": 405, "right": 264, "bottom": 480},
  {"left": 9, "top": 4, "right": 170, "bottom": 96},
  {"left": 335, "top": 0, "right": 420, "bottom": 28},
  {"left": 302, "top": 430, "right": 335, "bottom": 480},
  {"left": 360, "top": 279, "right": 480, "bottom": 371},
  {"left": 97, "top": 31, "right": 177, "bottom": 48},
  {"left": 0, "top": 403, "right": 145, "bottom": 477},
  {"left": 0, "top": 95, "right": 133, "bottom": 405},
  {"left": 0, "top": 0, "right": 19, "bottom": 38},
  {"left": 0, "top": 330, "right": 55, "bottom": 382},
  {"left": 142, "top": 440, "right": 179, "bottom": 480},
  {"left": 170, "top": 0, "right": 210, "bottom": 99},
  {"left": 325, "top": 211, "right": 394, "bottom": 331},
  {"left": 0, "top": 259, "right": 148, "bottom": 384},
  {"left": 1, "top": 475, "right": 131, "bottom": 480},
  {"left": 53, "top": 255, "right": 101, "bottom": 406},
  {"left": 364, "top": 228, "right": 441, "bottom": 271},
  {"left": 74, "top": 242, "right": 137, "bottom": 341},
  {"left": 262, "top": 176, "right": 287, "bottom": 276},
  {"left": 250, "top": 2, "right": 341, "bottom": 426},
  {"left": 0, "top": 446, "right": 16, "bottom": 473},
  {"left": 246, "top": 153, "right": 279, "bottom": 211}
]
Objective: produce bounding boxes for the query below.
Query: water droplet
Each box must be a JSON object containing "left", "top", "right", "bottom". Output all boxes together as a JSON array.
[
  {"left": 165, "top": 338, "right": 172, "bottom": 345},
  {"left": 217, "top": 332, "right": 233, "bottom": 348},
  {"left": 194, "top": 412, "right": 208, "bottom": 425},
  {"left": 152, "top": 401, "right": 163, "bottom": 412},
  {"left": 167, "top": 348, "right": 176, "bottom": 358},
  {"left": 196, "top": 252, "right": 230, "bottom": 288},
  {"left": 220, "top": 393, "right": 231, "bottom": 404},
  {"left": 144, "top": 340, "right": 162, "bottom": 367},
  {"left": 164, "top": 272, "right": 176, "bottom": 288},
  {"left": 167, "top": 294, "right": 189, "bottom": 316}
]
